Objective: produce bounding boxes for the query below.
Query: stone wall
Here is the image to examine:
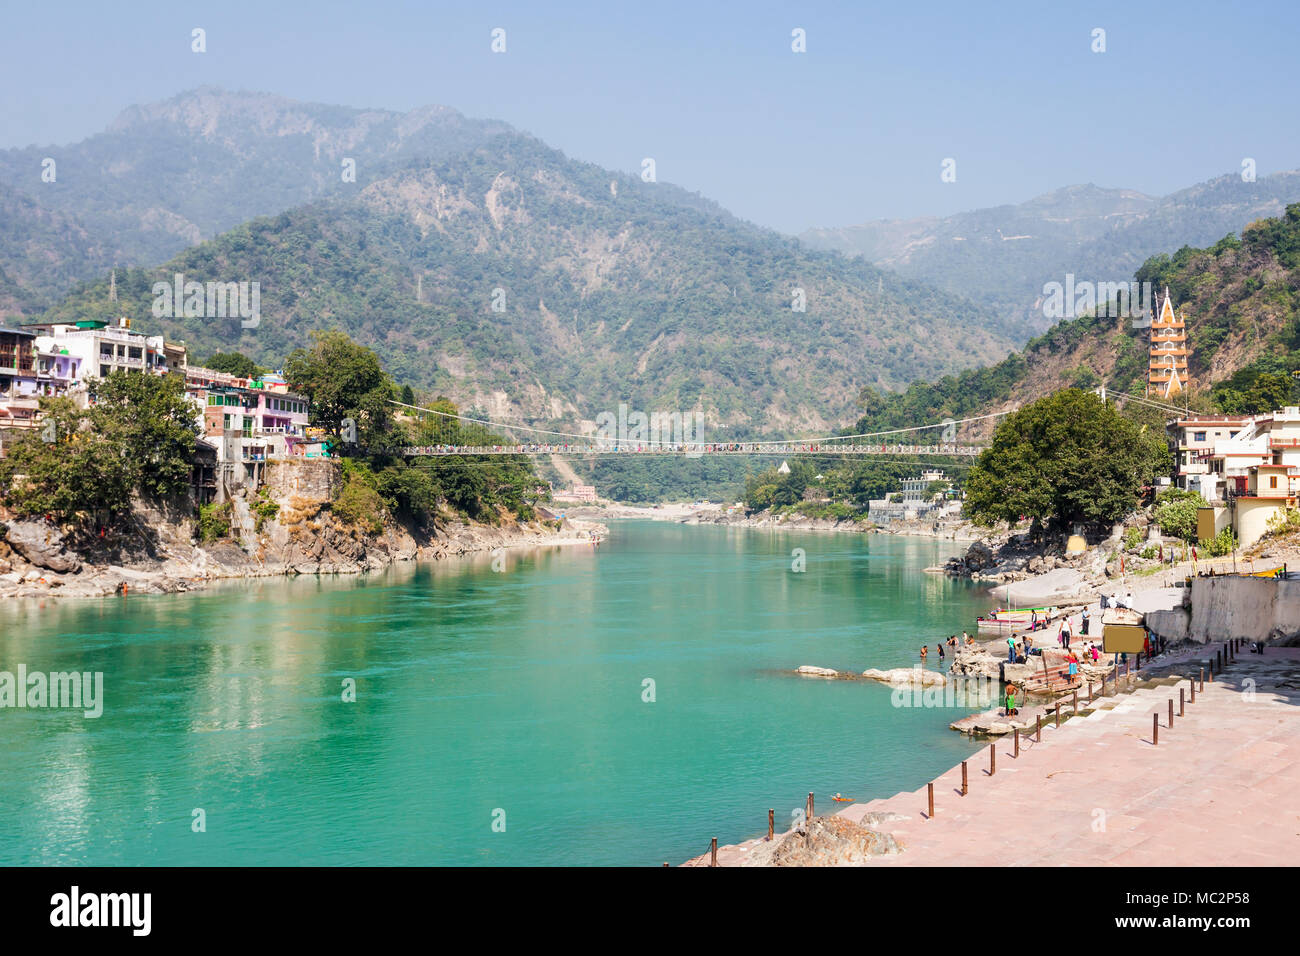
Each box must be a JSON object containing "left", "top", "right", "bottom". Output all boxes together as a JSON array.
[
  {"left": 1146, "top": 575, "right": 1300, "bottom": 644},
  {"left": 264, "top": 458, "right": 338, "bottom": 503}
]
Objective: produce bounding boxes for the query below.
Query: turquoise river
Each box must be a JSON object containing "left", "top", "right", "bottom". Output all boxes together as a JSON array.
[{"left": 0, "top": 521, "right": 995, "bottom": 866}]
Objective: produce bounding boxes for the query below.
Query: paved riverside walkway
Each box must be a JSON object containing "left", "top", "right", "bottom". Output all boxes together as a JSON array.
[{"left": 690, "top": 645, "right": 1300, "bottom": 866}]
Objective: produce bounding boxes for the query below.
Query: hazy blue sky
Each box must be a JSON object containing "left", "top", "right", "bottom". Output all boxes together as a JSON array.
[{"left": 3, "top": 0, "right": 1297, "bottom": 232}]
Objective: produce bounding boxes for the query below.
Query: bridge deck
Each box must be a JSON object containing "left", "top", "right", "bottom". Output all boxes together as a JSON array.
[{"left": 400, "top": 443, "right": 985, "bottom": 457}]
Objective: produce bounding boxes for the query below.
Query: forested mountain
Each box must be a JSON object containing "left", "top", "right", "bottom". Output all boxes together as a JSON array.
[
  {"left": 0, "top": 87, "right": 514, "bottom": 308},
  {"left": 852, "top": 204, "right": 1300, "bottom": 442},
  {"left": 802, "top": 173, "right": 1300, "bottom": 339},
  {"left": 0, "top": 182, "right": 115, "bottom": 315},
  {"left": 37, "top": 134, "right": 1015, "bottom": 431}
]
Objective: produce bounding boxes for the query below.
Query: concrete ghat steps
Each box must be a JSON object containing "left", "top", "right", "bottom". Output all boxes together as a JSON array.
[
  {"left": 826, "top": 664, "right": 1296, "bottom": 867},
  {"left": 685, "top": 648, "right": 1294, "bottom": 866}
]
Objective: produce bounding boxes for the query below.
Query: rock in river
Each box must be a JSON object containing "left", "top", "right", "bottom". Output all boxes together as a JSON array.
[
  {"left": 861, "top": 667, "right": 947, "bottom": 687},
  {"left": 796, "top": 665, "right": 840, "bottom": 678}
]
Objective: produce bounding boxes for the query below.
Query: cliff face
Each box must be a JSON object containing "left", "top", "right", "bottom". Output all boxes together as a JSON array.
[{"left": 0, "top": 458, "right": 590, "bottom": 600}]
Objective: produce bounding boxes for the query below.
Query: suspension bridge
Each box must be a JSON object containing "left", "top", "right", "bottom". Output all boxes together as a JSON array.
[
  {"left": 387, "top": 400, "right": 995, "bottom": 459},
  {"left": 385, "top": 386, "right": 1195, "bottom": 460}
]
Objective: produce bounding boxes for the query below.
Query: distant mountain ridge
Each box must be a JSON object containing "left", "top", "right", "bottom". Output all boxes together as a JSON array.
[
  {"left": 801, "top": 174, "right": 1300, "bottom": 339},
  {"left": 36, "top": 132, "right": 1015, "bottom": 432},
  {"left": 0, "top": 87, "right": 515, "bottom": 306}
]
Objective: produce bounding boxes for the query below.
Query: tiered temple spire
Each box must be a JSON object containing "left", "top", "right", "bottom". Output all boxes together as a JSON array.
[{"left": 1146, "top": 286, "right": 1189, "bottom": 398}]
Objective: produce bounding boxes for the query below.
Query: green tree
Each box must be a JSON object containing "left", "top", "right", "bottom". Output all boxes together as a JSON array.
[
  {"left": 284, "top": 330, "right": 389, "bottom": 445},
  {"left": 963, "top": 389, "right": 1170, "bottom": 529},
  {"left": 204, "top": 351, "right": 265, "bottom": 379},
  {"left": 1153, "top": 487, "right": 1207, "bottom": 542},
  {"left": 922, "top": 479, "right": 948, "bottom": 502},
  {"left": 0, "top": 398, "right": 134, "bottom": 520},
  {"left": 88, "top": 371, "right": 200, "bottom": 499}
]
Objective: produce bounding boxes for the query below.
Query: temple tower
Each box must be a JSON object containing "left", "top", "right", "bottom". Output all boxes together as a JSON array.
[{"left": 1147, "top": 287, "right": 1189, "bottom": 398}]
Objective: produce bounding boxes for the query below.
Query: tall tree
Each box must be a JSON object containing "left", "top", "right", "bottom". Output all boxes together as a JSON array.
[
  {"left": 204, "top": 351, "right": 265, "bottom": 379},
  {"left": 284, "top": 330, "right": 389, "bottom": 444},
  {"left": 89, "top": 370, "right": 200, "bottom": 499},
  {"left": 0, "top": 372, "right": 199, "bottom": 522},
  {"left": 963, "top": 388, "right": 1170, "bottom": 529}
]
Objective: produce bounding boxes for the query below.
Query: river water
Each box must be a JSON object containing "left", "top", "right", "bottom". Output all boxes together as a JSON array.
[{"left": 0, "top": 521, "right": 993, "bottom": 866}]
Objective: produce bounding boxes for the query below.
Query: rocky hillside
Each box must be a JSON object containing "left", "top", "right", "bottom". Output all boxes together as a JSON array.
[
  {"left": 854, "top": 203, "right": 1300, "bottom": 443},
  {"left": 0, "top": 459, "right": 593, "bottom": 600},
  {"left": 803, "top": 173, "right": 1300, "bottom": 340},
  {"left": 37, "top": 133, "right": 1015, "bottom": 432}
]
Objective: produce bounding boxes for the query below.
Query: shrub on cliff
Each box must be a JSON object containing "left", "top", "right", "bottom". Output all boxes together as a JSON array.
[
  {"left": 1154, "top": 487, "right": 1208, "bottom": 542},
  {"left": 1198, "top": 526, "right": 1237, "bottom": 557},
  {"left": 333, "top": 460, "right": 387, "bottom": 535},
  {"left": 198, "top": 502, "right": 232, "bottom": 543}
]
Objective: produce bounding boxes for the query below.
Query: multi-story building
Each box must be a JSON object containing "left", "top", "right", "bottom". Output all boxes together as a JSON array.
[
  {"left": 552, "top": 484, "right": 597, "bottom": 503},
  {"left": 1147, "top": 288, "right": 1190, "bottom": 398},
  {"left": 1167, "top": 415, "right": 1252, "bottom": 494},
  {"left": 185, "top": 365, "right": 311, "bottom": 498},
  {"left": 33, "top": 345, "right": 84, "bottom": 399},
  {"left": 1197, "top": 407, "right": 1300, "bottom": 548},
  {"left": 26, "top": 317, "right": 186, "bottom": 383},
  {"left": 0, "top": 327, "right": 38, "bottom": 430},
  {"left": 869, "top": 469, "right": 955, "bottom": 524}
]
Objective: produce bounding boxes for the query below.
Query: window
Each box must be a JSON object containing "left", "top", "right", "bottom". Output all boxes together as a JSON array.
[
  {"left": 1270, "top": 476, "right": 1278, "bottom": 489},
  {"left": 1193, "top": 431, "right": 1207, "bottom": 442},
  {"left": 128, "top": 347, "right": 142, "bottom": 359}
]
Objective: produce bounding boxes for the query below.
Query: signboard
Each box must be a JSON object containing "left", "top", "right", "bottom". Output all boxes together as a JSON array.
[{"left": 1103, "top": 623, "right": 1146, "bottom": 655}]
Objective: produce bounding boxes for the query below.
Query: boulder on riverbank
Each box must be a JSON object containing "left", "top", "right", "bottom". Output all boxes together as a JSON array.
[
  {"left": 948, "top": 648, "right": 1005, "bottom": 681},
  {"left": 743, "top": 815, "right": 902, "bottom": 866},
  {"left": 4, "top": 520, "right": 81, "bottom": 573}
]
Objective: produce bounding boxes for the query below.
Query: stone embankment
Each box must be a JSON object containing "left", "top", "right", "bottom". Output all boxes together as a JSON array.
[
  {"left": 1146, "top": 574, "right": 1300, "bottom": 645},
  {"left": 0, "top": 459, "right": 605, "bottom": 601}
]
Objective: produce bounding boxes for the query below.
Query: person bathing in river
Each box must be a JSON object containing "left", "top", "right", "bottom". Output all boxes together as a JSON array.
[
  {"left": 920, "top": 645, "right": 928, "bottom": 666},
  {"left": 1005, "top": 683, "right": 1018, "bottom": 717},
  {"left": 936, "top": 642, "right": 945, "bottom": 663}
]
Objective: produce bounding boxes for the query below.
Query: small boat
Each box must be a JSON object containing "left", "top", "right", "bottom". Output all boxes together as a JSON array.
[
  {"left": 976, "top": 605, "right": 1059, "bottom": 636},
  {"left": 1247, "top": 565, "right": 1284, "bottom": 578},
  {"left": 832, "top": 794, "right": 854, "bottom": 802}
]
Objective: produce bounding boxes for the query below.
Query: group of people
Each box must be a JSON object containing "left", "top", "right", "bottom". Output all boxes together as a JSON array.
[{"left": 920, "top": 632, "right": 975, "bottom": 667}]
